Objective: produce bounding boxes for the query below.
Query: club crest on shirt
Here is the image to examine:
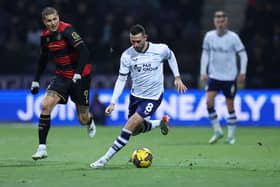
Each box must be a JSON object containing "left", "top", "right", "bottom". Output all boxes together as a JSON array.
[
  {"left": 132, "top": 57, "right": 138, "bottom": 61},
  {"left": 134, "top": 64, "right": 142, "bottom": 72},
  {"left": 72, "top": 32, "right": 81, "bottom": 41}
]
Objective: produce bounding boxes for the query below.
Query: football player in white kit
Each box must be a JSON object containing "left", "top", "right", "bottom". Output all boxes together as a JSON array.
[
  {"left": 90, "top": 24, "right": 187, "bottom": 168},
  {"left": 200, "top": 11, "right": 248, "bottom": 144}
]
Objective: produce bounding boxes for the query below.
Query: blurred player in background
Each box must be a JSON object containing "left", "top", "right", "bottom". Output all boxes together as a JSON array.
[
  {"left": 30, "top": 7, "right": 96, "bottom": 160},
  {"left": 90, "top": 24, "right": 187, "bottom": 168},
  {"left": 200, "top": 11, "right": 248, "bottom": 144}
]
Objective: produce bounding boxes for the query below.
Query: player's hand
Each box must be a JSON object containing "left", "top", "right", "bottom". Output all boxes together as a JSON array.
[
  {"left": 200, "top": 74, "right": 208, "bottom": 81},
  {"left": 174, "top": 77, "right": 187, "bottom": 93},
  {"left": 105, "top": 103, "right": 115, "bottom": 116},
  {"left": 72, "top": 73, "right": 81, "bottom": 83},
  {"left": 30, "top": 81, "right": 40, "bottom": 95},
  {"left": 237, "top": 74, "right": 246, "bottom": 82}
]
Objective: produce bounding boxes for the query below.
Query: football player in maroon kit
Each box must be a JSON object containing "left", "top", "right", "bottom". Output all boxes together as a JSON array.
[{"left": 30, "top": 7, "right": 96, "bottom": 160}]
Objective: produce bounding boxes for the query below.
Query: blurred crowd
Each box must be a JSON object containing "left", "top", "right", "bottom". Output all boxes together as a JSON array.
[
  {"left": 0, "top": 0, "right": 279, "bottom": 88},
  {"left": 240, "top": 0, "right": 279, "bottom": 88}
]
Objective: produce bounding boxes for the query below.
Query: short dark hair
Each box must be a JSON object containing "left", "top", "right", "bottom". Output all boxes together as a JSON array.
[
  {"left": 42, "top": 7, "right": 58, "bottom": 19},
  {"left": 130, "top": 24, "right": 146, "bottom": 35}
]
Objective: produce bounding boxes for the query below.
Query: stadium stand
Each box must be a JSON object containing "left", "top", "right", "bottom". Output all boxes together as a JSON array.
[
  {"left": 0, "top": 0, "right": 203, "bottom": 89},
  {"left": 240, "top": 0, "right": 279, "bottom": 88},
  {"left": 0, "top": 0, "right": 279, "bottom": 89}
]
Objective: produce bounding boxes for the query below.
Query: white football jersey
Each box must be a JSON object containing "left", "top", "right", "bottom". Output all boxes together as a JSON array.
[
  {"left": 202, "top": 30, "right": 246, "bottom": 80},
  {"left": 119, "top": 42, "right": 172, "bottom": 100}
]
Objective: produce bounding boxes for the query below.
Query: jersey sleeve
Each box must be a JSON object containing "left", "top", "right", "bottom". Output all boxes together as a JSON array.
[
  {"left": 40, "top": 36, "right": 49, "bottom": 54},
  {"left": 160, "top": 44, "right": 172, "bottom": 60},
  {"left": 161, "top": 44, "right": 180, "bottom": 77},
  {"left": 200, "top": 33, "right": 211, "bottom": 76},
  {"left": 233, "top": 34, "right": 245, "bottom": 53},
  {"left": 202, "top": 33, "right": 210, "bottom": 51},
  {"left": 233, "top": 34, "right": 248, "bottom": 74},
  {"left": 63, "top": 26, "right": 90, "bottom": 74},
  {"left": 63, "top": 26, "right": 84, "bottom": 47},
  {"left": 110, "top": 53, "right": 129, "bottom": 104},
  {"left": 119, "top": 53, "right": 130, "bottom": 75},
  {"left": 34, "top": 36, "right": 49, "bottom": 81}
]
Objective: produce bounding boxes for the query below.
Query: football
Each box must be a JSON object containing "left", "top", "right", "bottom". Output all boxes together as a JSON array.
[{"left": 131, "top": 147, "right": 153, "bottom": 168}]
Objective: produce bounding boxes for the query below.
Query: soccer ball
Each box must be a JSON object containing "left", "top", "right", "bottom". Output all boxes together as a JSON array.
[{"left": 131, "top": 147, "right": 153, "bottom": 168}]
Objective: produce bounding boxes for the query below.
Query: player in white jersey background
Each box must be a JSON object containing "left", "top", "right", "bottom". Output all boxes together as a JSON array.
[
  {"left": 90, "top": 24, "right": 187, "bottom": 168},
  {"left": 200, "top": 11, "right": 248, "bottom": 145}
]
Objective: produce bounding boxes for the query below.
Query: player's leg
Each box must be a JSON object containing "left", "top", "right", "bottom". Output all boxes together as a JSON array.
[
  {"left": 76, "top": 104, "right": 96, "bottom": 138},
  {"left": 135, "top": 115, "right": 170, "bottom": 135},
  {"left": 72, "top": 75, "right": 96, "bottom": 138},
  {"left": 206, "top": 91, "right": 223, "bottom": 144},
  {"left": 32, "top": 76, "right": 71, "bottom": 160},
  {"left": 32, "top": 90, "right": 60, "bottom": 160},
  {"left": 225, "top": 98, "right": 236, "bottom": 144},
  {"left": 90, "top": 113, "right": 144, "bottom": 168},
  {"left": 223, "top": 81, "right": 237, "bottom": 144},
  {"left": 132, "top": 116, "right": 170, "bottom": 136},
  {"left": 206, "top": 79, "right": 223, "bottom": 144},
  {"left": 130, "top": 94, "right": 169, "bottom": 136}
]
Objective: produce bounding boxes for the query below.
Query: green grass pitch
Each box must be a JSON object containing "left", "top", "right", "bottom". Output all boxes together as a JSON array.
[{"left": 0, "top": 124, "right": 280, "bottom": 187}]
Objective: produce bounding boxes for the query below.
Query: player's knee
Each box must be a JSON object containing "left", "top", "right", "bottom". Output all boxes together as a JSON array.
[
  {"left": 206, "top": 99, "right": 214, "bottom": 107},
  {"left": 132, "top": 127, "right": 142, "bottom": 136},
  {"left": 78, "top": 114, "right": 89, "bottom": 126},
  {"left": 131, "top": 123, "right": 144, "bottom": 136},
  {"left": 41, "top": 103, "right": 52, "bottom": 114}
]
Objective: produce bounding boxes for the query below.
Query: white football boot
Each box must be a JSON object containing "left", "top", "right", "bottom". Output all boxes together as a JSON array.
[
  {"left": 32, "top": 144, "right": 48, "bottom": 160},
  {"left": 208, "top": 131, "right": 224, "bottom": 144},
  {"left": 87, "top": 118, "right": 96, "bottom": 138},
  {"left": 90, "top": 156, "right": 109, "bottom": 169},
  {"left": 225, "top": 137, "right": 236, "bottom": 145}
]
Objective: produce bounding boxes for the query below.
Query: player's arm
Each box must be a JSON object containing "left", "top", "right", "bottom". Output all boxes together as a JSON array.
[
  {"left": 234, "top": 34, "right": 248, "bottom": 82},
  {"left": 64, "top": 26, "right": 89, "bottom": 82},
  {"left": 31, "top": 36, "right": 48, "bottom": 94},
  {"left": 34, "top": 37, "right": 48, "bottom": 81},
  {"left": 110, "top": 74, "right": 128, "bottom": 104},
  {"left": 105, "top": 54, "right": 130, "bottom": 115},
  {"left": 200, "top": 49, "right": 209, "bottom": 81},
  {"left": 237, "top": 50, "right": 248, "bottom": 82},
  {"left": 165, "top": 47, "right": 187, "bottom": 93},
  {"left": 105, "top": 73, "right": 128, "bottom": 116},
  {"left": 200, "top": 34, "right": 209, "bottom": 81}
]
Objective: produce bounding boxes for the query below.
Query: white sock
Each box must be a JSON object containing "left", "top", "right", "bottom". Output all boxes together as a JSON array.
[
  {"left": 227, "top": 125, "right": 236, "bottom": 138},
  {"left": 149, "top": 120, "right": 161, "bottom": 129},
  {"left": 90, "top": 118, "right": 96, "bottom": 126},
  {"left": 103, "top": 147, "right": 116, "bottom": 160},
  {"left": 38, "top": 144, "right": 46, "bottom": 149},
  {"left": 103, "top": 128, "right": 132, "bottom": 160},
  {"left": 212, "top": 120, "right": 222, "bottom": 133},
  {"left": 87, "top": 113, "right": 95, "bottom": 126}
]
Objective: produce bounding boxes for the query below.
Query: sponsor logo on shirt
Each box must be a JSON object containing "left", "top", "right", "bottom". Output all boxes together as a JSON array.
[{"left": 134, "top": 64, "right": 158, "bottom": 72}]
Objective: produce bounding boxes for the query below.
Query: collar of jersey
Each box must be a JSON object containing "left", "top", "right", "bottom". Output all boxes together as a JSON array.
[
  {"left": 136, "top": 42, "right": 150, "bottom": 53},
  {"left": 216, "top": 29, "right": 228, "bottom": 37}
]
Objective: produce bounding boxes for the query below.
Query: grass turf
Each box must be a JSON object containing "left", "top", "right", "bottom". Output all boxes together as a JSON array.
[{"left": 0, "top": 124, "right": 280, "bottom": 187}]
